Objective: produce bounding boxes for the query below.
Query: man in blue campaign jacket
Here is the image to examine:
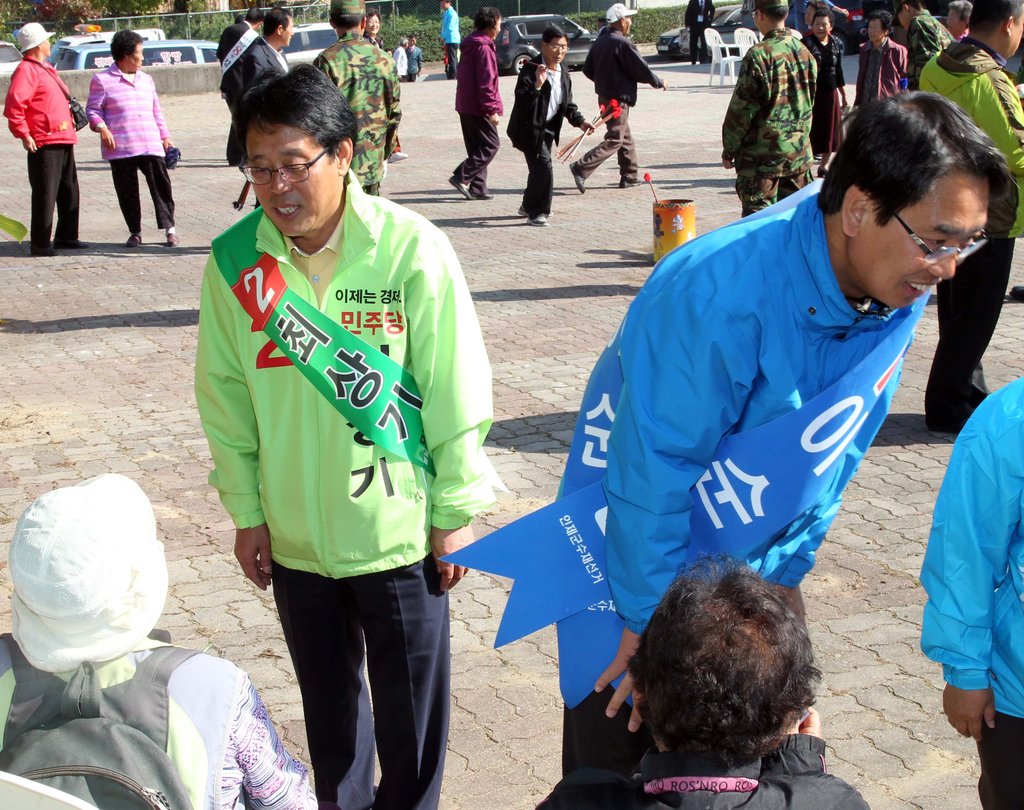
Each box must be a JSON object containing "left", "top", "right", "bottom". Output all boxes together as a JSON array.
[
  {"left": 921, "top": 375, "right": 1024, "bottom": 809},
  {"left": 562, "top": 93, "right": 1012, "bottom": 775}
]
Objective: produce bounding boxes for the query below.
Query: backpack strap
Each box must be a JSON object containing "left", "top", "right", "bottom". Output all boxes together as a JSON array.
[
  {"left": 0, "top": 635, "right": 200, "bottom": 752},
  {"left": 98, "top": 647, "right": 199, "bottom": 751},
  {"left": 1, "top": 633, "right": 70, "bottom": 740},
  {"left": 60, "top": 662, "right": 102, "bottom": 720}
]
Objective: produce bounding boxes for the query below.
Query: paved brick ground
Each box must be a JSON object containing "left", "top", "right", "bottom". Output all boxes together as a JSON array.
[{"left": 2, "top": 54, "right": 1023, "bottom": 809}]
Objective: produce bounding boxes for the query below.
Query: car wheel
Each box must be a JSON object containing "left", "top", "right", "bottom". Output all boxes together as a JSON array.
[
  {"left": 833, "top": 30, "right": 850, "bottom": 55},
  {"left": 512, "top": 52, "right": 532, "bottom": 73}
]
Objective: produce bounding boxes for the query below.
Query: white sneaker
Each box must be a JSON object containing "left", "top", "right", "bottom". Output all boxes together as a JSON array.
[
  {"left": 528, "top": 214, "right": 548, "bottom": 227},
  {"left": 388, "top": 151, "right": 409, "bottom": 163},
  {"left": 518, "top": 205, "right": 527, "bottom": 216}
]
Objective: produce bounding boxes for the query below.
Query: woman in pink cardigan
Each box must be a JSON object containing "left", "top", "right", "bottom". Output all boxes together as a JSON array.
[{"left": 86, "top": 29, "right": 178, "bottom": 248}]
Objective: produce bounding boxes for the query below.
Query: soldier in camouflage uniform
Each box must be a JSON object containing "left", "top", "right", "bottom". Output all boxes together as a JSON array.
[
  {"left": 897, "top": 0, "right": 954, "bottom": 89},
  {"left": 721, "top": 0, "right": 817, "bottom": 217},
  {"left": 315, "top": 0, "right": 401, "bottom": 195}
]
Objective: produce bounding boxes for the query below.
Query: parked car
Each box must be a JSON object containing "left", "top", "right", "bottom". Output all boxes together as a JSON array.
[
  {"left": 54, "top": 38, "right": 217, "bottom": 71},
  {"left": 657, "top": 5, "right": 744, "bottom": 60},
  {"left": 831, "top": 0, "right": 893, "bottom": 53},
  {"left": 0, "top": 41, "right": 22, "bottom": 76},
  {"left": 658, "top": 0, "right": 877, "bottom": 58},
  {"left": 497, "top": 14, "right": 597, "bottom": 75},
  {"left": 49, "top": 27, "right": 165, "bottom": 67},
  {"left": 282, "top": 22, "right": 338, "bottom": 64}
]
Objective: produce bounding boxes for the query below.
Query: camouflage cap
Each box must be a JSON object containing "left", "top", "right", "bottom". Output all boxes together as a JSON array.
[
  {"left": 757, "top": 0, "right": 789, "bottom": 12},
  {"left": 331, "top": 0, "right": 366, "bottom": 16}
]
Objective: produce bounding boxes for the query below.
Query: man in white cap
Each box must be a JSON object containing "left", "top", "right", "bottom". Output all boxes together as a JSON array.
[
  {"left": 0, "top": 474, "right": 320, "bottom": 810},
  {"left": 569, "top": 3, "right": 665, "bottom": 193},
  {"left": 3, "top": 22, "right": 86, "bottom": 257}
]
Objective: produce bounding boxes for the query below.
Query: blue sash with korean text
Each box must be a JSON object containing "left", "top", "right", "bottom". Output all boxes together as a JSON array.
[
  {"left": 447, "top": 328, "right": 622, "bottom": 707},
  {"left": 687, "top": 297, "right": 924, "bottom": 559},
  {"left": 447, "top": 294, "right": 925, "bottom": 707}
]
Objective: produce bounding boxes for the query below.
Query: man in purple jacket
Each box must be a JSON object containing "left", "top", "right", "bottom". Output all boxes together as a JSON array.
[{"left": 450, "top": 6, "right": 503, "bottom": 201}]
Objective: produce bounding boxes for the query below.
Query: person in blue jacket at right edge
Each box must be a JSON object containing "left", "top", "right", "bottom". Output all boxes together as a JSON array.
[
  {"left": 921, "top": 376, "right": 1024, "bottom": 810},
  {"left": 562, "top": 92, "right": 1012, "bottom": 777}
]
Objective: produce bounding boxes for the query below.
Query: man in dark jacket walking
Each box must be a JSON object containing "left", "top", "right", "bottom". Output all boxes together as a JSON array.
[
  {"left": 220, "top": 5, "right": 292, "bottom": 166},
  {"left": 507, "top": 25, "right": 594, "bottom": 225},
  {"left": 216, "top": 6, "right": 265, "bottom": 63},
  {"left": 450, "top": 7, "right": 503, "bottom": 200},
  {"left": 570, "top": 3, "right": 666, "bottom": 192},
  {"left": 685, "top": 0, "right": 716, "bottom": 64}
]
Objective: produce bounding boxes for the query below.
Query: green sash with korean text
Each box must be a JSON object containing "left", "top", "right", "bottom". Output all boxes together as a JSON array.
[{"left": 216, "top": 249, "right": 434, "bottom": 474}]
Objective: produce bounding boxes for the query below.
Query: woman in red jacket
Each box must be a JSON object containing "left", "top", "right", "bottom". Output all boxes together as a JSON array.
[{"left": 3, "top": 23, "right": 86, "bottom": 257}]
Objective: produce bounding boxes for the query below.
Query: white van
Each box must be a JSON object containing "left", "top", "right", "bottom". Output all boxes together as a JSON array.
[
  {"left": 54, "top": 38, "right": 217, "bottom": 71},
  {"left": 48, "top": 27, "right": 166, "bottom": 67},
  {"left": 282, "top": 23, "right": 338, "bottom": 64}
]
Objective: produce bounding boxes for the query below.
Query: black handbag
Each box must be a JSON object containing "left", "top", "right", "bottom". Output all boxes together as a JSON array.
[{"left": 67, "top": 97, "right": 88, "bottom": 131}]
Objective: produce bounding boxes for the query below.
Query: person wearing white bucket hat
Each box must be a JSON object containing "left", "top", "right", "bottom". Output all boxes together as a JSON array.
[
  {"left": 1, "top": 474, "right": 320, "bottom": 810},
  {"left": 3, "top": 22, "right": 86, "bottom": 257},
  {"left": 17, "top": 21, "right": 54, "bottom": 52}
]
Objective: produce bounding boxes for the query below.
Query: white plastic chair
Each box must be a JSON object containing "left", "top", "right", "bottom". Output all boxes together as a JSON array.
[
  {"left": 0, "top": 772, "right": 98, "bottom": 809},
  {"left": 733, "top": 28, "right": 761, "bottom": 57},
  {"left": 704, "top": 28, "right": 743, "bottom": 86}
]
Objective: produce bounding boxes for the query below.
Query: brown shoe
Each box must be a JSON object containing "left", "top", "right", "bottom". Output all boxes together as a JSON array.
[{"left": 165, "top": 233, "right": 180, "bottom": 247}]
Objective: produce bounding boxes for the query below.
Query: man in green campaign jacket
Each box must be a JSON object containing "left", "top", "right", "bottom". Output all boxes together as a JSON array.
[{"left": 194, "top": 65, "right": 494, "bottom": 810}]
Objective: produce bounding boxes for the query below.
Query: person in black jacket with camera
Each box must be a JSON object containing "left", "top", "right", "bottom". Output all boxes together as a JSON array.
[
  {"left": 507, "top": 26, "right": 595, "bottom": 227},
  {"left": 539, "top": 562, "right": 869, "bottom": 810}
]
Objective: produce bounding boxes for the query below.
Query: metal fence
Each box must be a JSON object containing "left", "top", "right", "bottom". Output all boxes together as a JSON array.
[
  {"left": 18, "top": 0, "right": 611, "bottom": 42},
  {"left": 86, "top": 1, "right": 329, "bottom": 42}
]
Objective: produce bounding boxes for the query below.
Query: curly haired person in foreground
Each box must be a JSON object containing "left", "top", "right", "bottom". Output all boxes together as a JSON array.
[{"left": 541, "top": 561, "right": 870, "bottom": 809}]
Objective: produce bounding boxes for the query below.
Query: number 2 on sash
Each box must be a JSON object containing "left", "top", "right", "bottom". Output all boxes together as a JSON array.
[{"left": 256, "top": 339, "right": 292, "bottom": 369}]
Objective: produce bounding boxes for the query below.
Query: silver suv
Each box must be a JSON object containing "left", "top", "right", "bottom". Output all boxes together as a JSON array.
[{"left": 497, "top": 14, "right": 596, "bottom": 75}]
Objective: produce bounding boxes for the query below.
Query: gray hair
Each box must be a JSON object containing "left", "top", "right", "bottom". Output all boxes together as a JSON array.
[{"left": 947, "top": 0, "right": 972, "bottom": 20}]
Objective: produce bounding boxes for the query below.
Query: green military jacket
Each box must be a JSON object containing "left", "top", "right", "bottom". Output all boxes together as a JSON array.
[
  {"left": 907, "top": 11, "right": 953, "bottom": 90},
  {"left": 722, "top": 28, "right": 817, "bottom": 177},
  {"left": 314, "top": 31, "right": 402, "bottom": 189}
]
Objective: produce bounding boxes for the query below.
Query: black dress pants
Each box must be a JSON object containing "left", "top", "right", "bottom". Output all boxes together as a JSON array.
[
  {"left": 272, "top": 558, "right": 450, "bottom": 810},
  {"left": 562, "top": 687, "right": 655, "bottom": 777},
  {"left": 226, "top": 120, "right": 244, "bottom": 167},
  {"left": 522, "top": 127, "right": 557, "bottom": 218},
  {"left": 453, "top": 114, "right": 500, "bottom": 197},
  {"left": 444, "top": 43, "right": 459, "bottom": 79},
  {"left": 925, "top": 237, "right": 1014, "bottom": 432},
  {"left": 978, "top": 711, "right": 1024, "bottom": 809},
  {"left": 110, "top": 155, "right": 175, "bottom": 236},
  {"left": 690, "top": 24, "right": 709, "bottom": 64},
  {"left": 26, "top": 143, "right": 79, "bottom": 250}
]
